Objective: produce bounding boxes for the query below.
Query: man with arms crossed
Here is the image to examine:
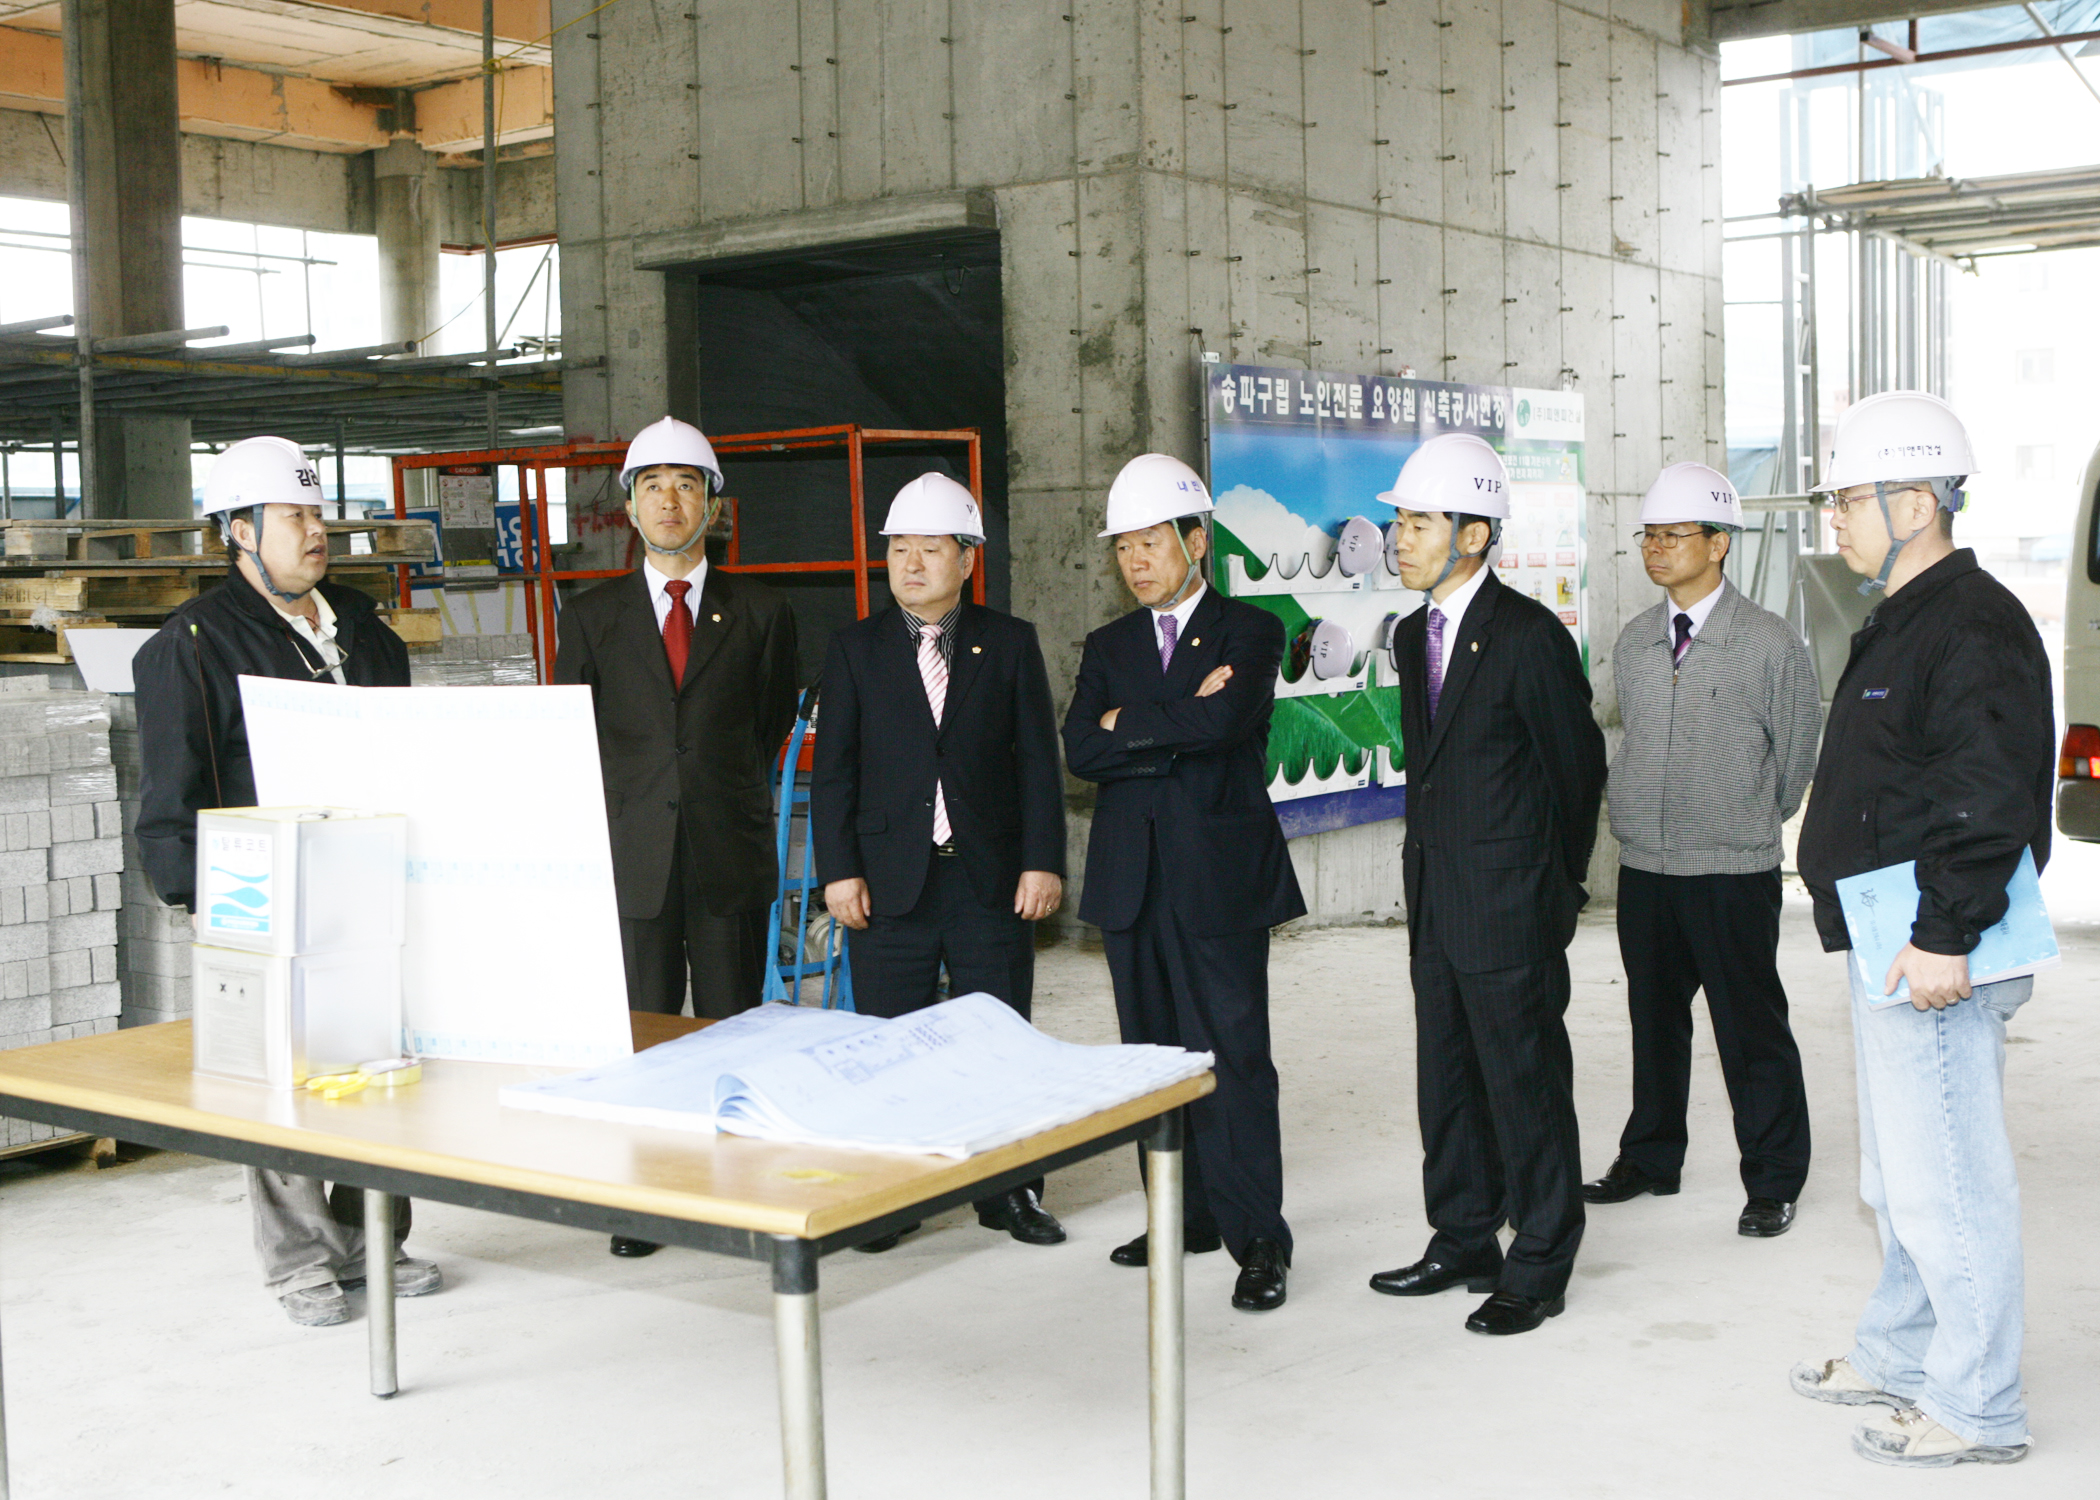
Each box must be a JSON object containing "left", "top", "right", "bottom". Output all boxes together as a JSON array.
[
  {"left": 1791, "top": 392, "right": 2052, "bottom": 1469},
  {"left": 814, "top": 473, "right": 1068, "bottom": 1253},
  {"left": 1064, "top": 454, "right": 1304, "bottom": 1313},
  {"left": 135, "top": 437, "right": 438, "bottom": 1327},
  {"left": 1367, "top": 434, "right": 1605, "bottom": 1337},
  {"left": 555, "top": 416, "right": 799, "bottom": 1258},
  {"left": 1586, "top": 463, "right": 1820, "bottom": 1237}
]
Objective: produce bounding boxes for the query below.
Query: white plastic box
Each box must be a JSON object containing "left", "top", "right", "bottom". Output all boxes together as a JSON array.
[
  {"left": 195, "top": 807, "right": 406, "bottom": 956},
  {"left": 191, "top": 944, "right": 404, "bottom": 1088}
]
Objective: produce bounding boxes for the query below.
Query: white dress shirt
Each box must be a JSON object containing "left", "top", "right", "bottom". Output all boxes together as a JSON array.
[
  {"left": 1667, "top": 578, "right": 1724, "bottom": 642},
  {"left": 1425, "top": 562, "right": 1491, "bottom": 683},
  {"left": 643, "top": 555, "right": 708, "bottom": 631},
  {"left": 1149, "top": 581, "right": 1207, "bottom": 658},
  {"left": 280, "top": 590, "right": 346, "bottom": 685}
]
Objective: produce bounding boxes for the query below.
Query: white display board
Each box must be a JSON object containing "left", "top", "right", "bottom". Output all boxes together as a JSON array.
[{"left": 238, "top": 678, "right": 633, "bottom": 1067}]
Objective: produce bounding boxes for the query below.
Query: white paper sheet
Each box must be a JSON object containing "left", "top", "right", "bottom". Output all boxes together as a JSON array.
[{"left": 238, "top": 677, "right": 632, "bottom": 1066}]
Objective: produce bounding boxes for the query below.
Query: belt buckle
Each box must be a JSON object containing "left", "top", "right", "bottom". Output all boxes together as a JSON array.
[{"left": 933, "top": 840, "right": 958, "bottom": 857}]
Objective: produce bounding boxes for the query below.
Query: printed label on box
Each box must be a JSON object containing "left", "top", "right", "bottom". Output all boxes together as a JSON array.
[{"left": 203, "top": 829, "right": 273, "bottom": 938}]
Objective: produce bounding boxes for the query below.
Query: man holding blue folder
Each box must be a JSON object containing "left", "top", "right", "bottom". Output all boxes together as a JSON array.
[{"left": 1793, "top": 392, "right": 2054, "bottom": 1469}]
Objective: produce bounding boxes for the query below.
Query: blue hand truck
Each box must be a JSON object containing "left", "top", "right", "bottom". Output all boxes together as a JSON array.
[{"left": 762, "top": 686, "right": 854, "bottom": 1009}]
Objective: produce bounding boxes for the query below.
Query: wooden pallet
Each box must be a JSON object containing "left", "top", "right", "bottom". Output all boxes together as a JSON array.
[{"left": 0, "top": 518, "right": 437, "bottom": 569}]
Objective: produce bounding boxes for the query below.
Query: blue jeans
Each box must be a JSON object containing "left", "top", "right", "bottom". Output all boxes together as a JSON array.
[{"left": 1844, "top": 960, "right": 2031, "bottom": 1446}]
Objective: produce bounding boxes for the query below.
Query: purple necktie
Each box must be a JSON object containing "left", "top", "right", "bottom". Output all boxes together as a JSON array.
[
  {"left": 1673, "top": 612, "right": 1693, "bottom": 665},
  {"left": 1159, "top": 611, "right": 1179, "bottom": 671},
  {"left": 1425, "top": 607, "right": 1446, "bottom": 719}
]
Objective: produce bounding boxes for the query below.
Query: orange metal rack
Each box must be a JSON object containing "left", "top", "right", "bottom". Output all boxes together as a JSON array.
[{"left": 389, "top": 424, "right": 987, "bottom": 684}]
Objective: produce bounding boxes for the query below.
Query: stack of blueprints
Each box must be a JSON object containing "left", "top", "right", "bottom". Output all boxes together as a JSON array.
[
  {"left": 1837, "top": 847, "right": 2060, "bottom": 1009},
  {"left": 498, "top": 993, "right": 1214, "bottom": 1158}
]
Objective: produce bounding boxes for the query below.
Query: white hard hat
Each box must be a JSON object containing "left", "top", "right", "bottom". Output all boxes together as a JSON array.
[
  {"left": 1098, "top": 453, "right": 1214, "bottom": 539},
  {"left": 620, "top": 416, "right": 724, "bottom": 492},
  {"left": 1811, "top": 390, "right": 1977, "bottom": 494},
  {"left": 881, "top": 473, "right": 985, "bottom": 543},
  {"left": 1377, "top": 433, "right": 1510, "bottom": 519},
  {"left": 1640, "top": 462, "right": 1743, "bottom": 531},
  {"left": 201, "top": 436, "right": 323, "bottom": 516}
]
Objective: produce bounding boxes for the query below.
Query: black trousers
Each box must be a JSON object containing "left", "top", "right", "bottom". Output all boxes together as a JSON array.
[
  {"left": 847, "top": 851, "right": 1035, "bottom": 1020},
  {"left": 1614, "top": 865, "right": 1811, "bottom": 1200},
  {"left": 1102, "top": 842, "right": 1289, "bottom": 1265},
  {"left": 1412, "top": 893, "right": 1584, "bottom": 1301},
  {"left": 847, "top": 850, "right": 1041, "bottom": 1208},
  {"left": 619, "top": 829, "right": 767, "bottom": 1020}
]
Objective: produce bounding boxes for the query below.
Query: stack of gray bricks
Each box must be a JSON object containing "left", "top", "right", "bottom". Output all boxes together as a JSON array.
[
  {"left": 0, "top": 677, "right": 124, "bottom": 1151},
  {"left": 109, "top": 696, "right": 191, "bottom": 1029},
  {"left": 411, "top": 631, "right": 538, "bottom": 687}
]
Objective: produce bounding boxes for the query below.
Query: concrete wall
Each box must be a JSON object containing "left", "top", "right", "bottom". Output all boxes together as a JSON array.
[{"left": 554, "top": 0, "right": 1727, "bottom": 924}]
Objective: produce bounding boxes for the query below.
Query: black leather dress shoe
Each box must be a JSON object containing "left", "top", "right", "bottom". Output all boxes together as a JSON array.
[
  {"left": 976, "top": 1188, "right": 1067, "bottom": 1245},
  {"left": 1580, "top": 1157, "right": 1681, "bottom": 1204},
  {"left": 1738, "top": 1197, "right": 1797, "bottom": 1237},
  {"left": 609, "top": 1236, "right": 660, "bottom": 1257},
  {"left": 1465, "top": 1290, "right": 1565, "bottom": 1335},
  {"left": 1107, "top": 1225, "right": 1225, "bottom": 1267},
  {"left": 852, "top": 1221, "right": 921, "bottom": 1254},
  {"left": 1368, "top": 1257, "right": 1501, "bottom": 1297},
  {"left": 1231, "top": 1238, "right": 1289, "bottom": 1312}
]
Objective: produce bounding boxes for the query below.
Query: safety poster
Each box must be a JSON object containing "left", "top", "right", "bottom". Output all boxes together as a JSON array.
[{"left": 1204, "top": 363, "right": 1587, "bottom": 836}]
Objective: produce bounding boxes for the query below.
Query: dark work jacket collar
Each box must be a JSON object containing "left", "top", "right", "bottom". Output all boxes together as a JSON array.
[
  {"left": 216, "top": 566, "right": 372, "bottom": 674},
  {"left": 1420, "top": 569, "right": 1503, "bottom": 768},
  {"left": 1861, "top": 548, "right": 1977, "bottom": 637}
]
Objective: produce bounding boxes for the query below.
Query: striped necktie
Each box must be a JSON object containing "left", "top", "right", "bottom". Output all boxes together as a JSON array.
[{"left": 917, "top": 628, "right": 952, "bottom": 843}]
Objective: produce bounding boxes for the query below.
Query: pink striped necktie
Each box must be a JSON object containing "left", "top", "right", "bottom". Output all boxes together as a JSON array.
[{"left": 917, "top": 629, "right": 953, "bottom": 843}]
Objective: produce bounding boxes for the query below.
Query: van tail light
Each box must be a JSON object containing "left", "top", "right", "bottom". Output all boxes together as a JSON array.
[{"left": 2063, "top": 724, "right": 2100, "bottom": 779}]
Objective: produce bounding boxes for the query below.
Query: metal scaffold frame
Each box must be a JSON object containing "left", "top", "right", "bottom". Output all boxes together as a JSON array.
[{"left": 389, "top": 424, "right": 988, "bottom": 683}]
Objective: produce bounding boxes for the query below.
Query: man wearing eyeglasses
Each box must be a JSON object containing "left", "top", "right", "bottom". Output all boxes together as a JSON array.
[
  {"left": 135, "top": 436, "right": 437, "bottom": 1328},
  {"left": 1584, "top": 464, "right": 1821, "bottom": 1241}
]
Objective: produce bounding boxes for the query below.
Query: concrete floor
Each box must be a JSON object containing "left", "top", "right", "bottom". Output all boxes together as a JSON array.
[{"left": 3, "top": 855, "right": 2097, "bottom": 1498}]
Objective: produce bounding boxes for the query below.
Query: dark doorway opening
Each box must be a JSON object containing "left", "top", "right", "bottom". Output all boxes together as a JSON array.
[{"left": 670, "top": 229, "right": 1005, "bottom": 685}]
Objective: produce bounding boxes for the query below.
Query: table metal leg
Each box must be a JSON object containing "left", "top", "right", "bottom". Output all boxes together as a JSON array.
[
  {"left": 364, "top": 1189, "right": 398, "bottom": 1399},
  {"left": 1146, "top": 1110, "right": 1186, "bottom": 1500},
  {"left": 1, "top": 1279, "right": 11, "bottom": 1500},
  {"left": 770, "top": 1237, "right": 827, "bottom": 1500}
]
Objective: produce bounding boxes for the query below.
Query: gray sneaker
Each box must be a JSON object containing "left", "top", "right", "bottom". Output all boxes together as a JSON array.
[
  {"left": 1790, "top": 1356, "right": 1906, "bottom": 1408},
  {"left": 1853, "top": 1407, "right": 2030, "bottom": 1468},
  {"left": 342, "top": 1258, "right": 443, "bottom": 1297},
  {"left": 280, "top": 1283, "right": 351, "bottom": 1327}
]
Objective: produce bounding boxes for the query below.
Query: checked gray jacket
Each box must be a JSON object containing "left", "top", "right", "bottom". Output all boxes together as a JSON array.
[{"left": 1608, "top": 579, "right": 1822, "bottom": 877}]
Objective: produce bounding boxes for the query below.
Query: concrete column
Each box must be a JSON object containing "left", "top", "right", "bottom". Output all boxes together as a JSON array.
[
  {"left": 373, "top": 139, "right": 443, "bottom": 350},
  {"left": 63, "top": 0, "right": 190, "bottom": 519}
]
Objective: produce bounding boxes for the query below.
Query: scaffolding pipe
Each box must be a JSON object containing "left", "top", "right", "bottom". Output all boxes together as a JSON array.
[
  {"left": 60, "top": 0, "right": 95, "bottom": 516},
  {"left": 483, "top": 0, "right": 500, "bottom": 450}
]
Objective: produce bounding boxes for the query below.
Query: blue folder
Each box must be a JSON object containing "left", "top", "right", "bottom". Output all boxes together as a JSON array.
[{"left": 1836, "top": 847, "right": 2059, "bottom": 1008}]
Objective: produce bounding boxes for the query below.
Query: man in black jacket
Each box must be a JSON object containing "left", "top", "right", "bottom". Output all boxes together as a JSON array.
[
  {"left": 814, "top": 473, "right": 1067, "bottom": 1251},
  {"left": 134, "top": 436, "right": 437, "bottom": 1328},
  {"left": 1064, "top": 453, "right": 1305, "bottom": 1314},
  {"left": 554, "top": 416, "right": 799, "bottom": 1258},
  {"left": 1791, "top": 393, "right": 2049, "bottom": 1469},
  {"left": 1366, "top": 434, "right": 1606, "bottom": 1338}
]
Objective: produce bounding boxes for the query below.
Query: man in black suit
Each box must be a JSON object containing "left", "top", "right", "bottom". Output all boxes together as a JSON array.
[
  {"left": 813, "top": 473, "right": 1068, "bottom": 1252},
  {"left": 1064, "top": 453, "right": 1306, "bottom": 1314},
  {"left": 1366, "top": 433, "right": 1606, "bottom": 1336},
  {"left": 554, "top": 416, "right": 799, "bottom": 1257}
]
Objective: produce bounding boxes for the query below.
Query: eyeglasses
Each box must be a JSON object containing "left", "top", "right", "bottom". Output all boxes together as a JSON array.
[
  {"left": 1824, "top": 492, "right": 1877, "bottom": 517},
  {"left": 1633, "top": 527, "right": 1710, "bottom": 549}
]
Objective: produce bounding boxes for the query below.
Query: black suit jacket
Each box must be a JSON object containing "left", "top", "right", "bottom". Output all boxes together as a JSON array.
[
  {"left": 1063, "top": 589, "right": 1306, "bottom": 937},
  {"left": 554, "top": 566, "right": 799, "bottom": 920},
  {"left": 811, "top": 603, "right": 1065, "bottom": 917},
  {"left": 1394, "top": 571, "right": 1606, "bottom": 973}
]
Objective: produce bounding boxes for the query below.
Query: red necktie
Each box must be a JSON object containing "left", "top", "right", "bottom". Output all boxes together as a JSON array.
[{"left": 663, "top": 579, "right": 692, "bottom": 685}]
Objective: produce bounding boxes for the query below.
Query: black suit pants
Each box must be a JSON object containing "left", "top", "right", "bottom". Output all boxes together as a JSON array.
[
  {"left": 847, "top": 851, "right": 1035, "bottom": 1019},
  {"left": 1102, "top": 842, "right": 1290, "bottom": 1265},
  {"left": 619, "top": 829, "right": 767, "bottom": 1020},
  {"left": 1614, "top": 865, "right": 1811, "bottom": 1200},
  {"left": 1412, "top": 894, "right": 1584, "bottom": 1301},
  {"left": 847, "top": 850, "right": 1042, "bottom": 1207}
]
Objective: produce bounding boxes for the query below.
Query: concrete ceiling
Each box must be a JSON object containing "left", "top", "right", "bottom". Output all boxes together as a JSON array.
[{"left": 0, "top": 0, "right": 549, "bottom": 153}]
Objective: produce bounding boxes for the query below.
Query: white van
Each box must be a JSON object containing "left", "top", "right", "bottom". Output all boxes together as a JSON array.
[{"left": 2061, "top": 440, "right": 2100, "bottom": 841}]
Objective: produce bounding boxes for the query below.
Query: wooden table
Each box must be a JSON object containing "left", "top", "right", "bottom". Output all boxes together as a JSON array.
[{"left": 0, "top": 1014, "right": 1211, "bottom": 1500}]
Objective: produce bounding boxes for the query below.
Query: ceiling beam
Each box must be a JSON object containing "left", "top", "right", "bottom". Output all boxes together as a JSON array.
[{"left": 1696, "top": 0, "right": 2002, "bottom": 44}]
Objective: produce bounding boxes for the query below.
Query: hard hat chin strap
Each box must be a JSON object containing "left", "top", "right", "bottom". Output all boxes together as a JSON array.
[
  {"left": 634, "top": 490, "right": 719, "bottom": 563},
  {"left": 226, "top": 507, "right": 316, "bottom": 605},
  {"left": 1859, "top": 479, "right": 1938, "bottom": 597},
  {"left": 1423, "top": 515, "right": 1499, "bottom": 597},
  {"left": 1158, "top": 522, "right": 1205, "bottom": 610}
]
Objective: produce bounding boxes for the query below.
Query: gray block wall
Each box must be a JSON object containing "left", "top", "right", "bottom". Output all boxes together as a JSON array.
[{"left": 555, "top": 0, "right": 1722, "bottom": 922}]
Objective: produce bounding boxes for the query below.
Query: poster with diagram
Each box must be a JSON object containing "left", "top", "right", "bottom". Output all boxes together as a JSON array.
[{"left": 1205, "top": 363, "right": 1587, "bottom": 837}]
